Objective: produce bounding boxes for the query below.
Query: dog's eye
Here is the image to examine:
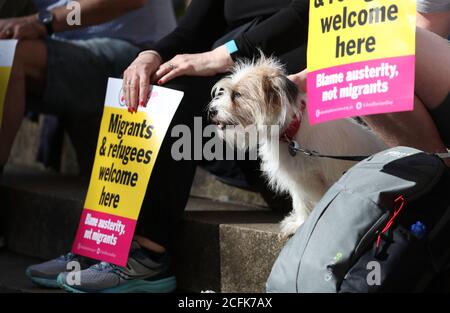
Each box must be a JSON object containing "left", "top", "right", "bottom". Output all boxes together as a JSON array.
[
  {"left": 231, "top": 91, "right": 242, "bottom": 101},
  {"left": 214, "top": 87, "right": 225, "bottom": 98}
]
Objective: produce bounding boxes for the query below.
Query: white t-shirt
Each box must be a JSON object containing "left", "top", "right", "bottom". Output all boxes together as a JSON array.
[{"left": 32, "top": 0, "right": 177, "bottom": 46}]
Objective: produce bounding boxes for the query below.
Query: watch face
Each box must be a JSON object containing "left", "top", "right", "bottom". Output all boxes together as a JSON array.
[{"left": 38, "top": 10, "right": 53, "bottom": 24}]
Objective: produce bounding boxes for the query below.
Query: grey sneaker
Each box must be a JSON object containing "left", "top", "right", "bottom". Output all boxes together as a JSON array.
[
  {"left": 56, "top": 241, "right": 176, "bottom": 293},
  {"left": 26, "top": 253, "right": 95, "bottom": 288}
]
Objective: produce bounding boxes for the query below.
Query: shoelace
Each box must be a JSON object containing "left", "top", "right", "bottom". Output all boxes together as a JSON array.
[
  {"left": 92, "top": 261, "right": 116, "bottom": 271},
  {"left": 60, "top": 252, "right": 75, "bottom": 262}
]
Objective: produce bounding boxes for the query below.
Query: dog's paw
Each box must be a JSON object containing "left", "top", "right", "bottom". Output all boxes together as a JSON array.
[{"left": 280, "top": 214, "right": 305, "bottom": 237}]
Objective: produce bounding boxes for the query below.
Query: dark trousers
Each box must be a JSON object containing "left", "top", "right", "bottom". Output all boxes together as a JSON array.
[
  {"left": 134, "top": 75, "right": 292, "bottom": 249},
  {"left": 0, "top": 0, "right": 35, "bottom": 18},
  {"left": 134, "top": 47, "right": 307, "bottom": 249},
  {"left": 134, "top": 76, "right": 217, "bottom": 248}
]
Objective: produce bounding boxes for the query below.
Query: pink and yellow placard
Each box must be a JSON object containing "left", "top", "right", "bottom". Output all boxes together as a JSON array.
[
  {"left": 0, "top": 40, "right": 18, "bottom": 128},
  {"left": 72, "top": 78, "right": 183, "bottom": 266},
  {"left": 307, "top": 0, "right": 416, "bottom": 124}
]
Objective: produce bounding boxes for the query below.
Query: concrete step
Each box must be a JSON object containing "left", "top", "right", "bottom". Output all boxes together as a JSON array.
[
  {"left": 0, "top": 251, "right": 64, "bottom": 293},
  {"left": 0, "top": 165, "right": 287, "bottom": 293}
]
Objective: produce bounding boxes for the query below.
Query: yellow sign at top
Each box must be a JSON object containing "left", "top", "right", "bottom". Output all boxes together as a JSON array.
[{"left": 307, "top": 0, "right": 416, "bottom": 72}]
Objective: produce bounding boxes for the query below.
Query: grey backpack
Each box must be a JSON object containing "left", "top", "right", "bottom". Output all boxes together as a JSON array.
[{"left": 267, "top": 147, "right": 450, "bottom": 293}]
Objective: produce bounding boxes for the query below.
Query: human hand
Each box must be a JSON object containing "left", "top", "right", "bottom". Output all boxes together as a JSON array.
[
  {"left": 155, "top": 45, "right": 234, "bottom": 85},
  {"left": 122, "top": 51, "right": 162, "bottom": 113},
  {"left": 0, "top": 15, "right": 46, "bottom": 39},
  {"left": 288, "top": 69, "right": 308, "bottom": 93}
]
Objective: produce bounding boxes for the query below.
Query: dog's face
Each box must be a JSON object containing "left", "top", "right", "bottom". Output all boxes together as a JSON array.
[{"left": 208, "top": 57, "right": 299, "bottom": 133}]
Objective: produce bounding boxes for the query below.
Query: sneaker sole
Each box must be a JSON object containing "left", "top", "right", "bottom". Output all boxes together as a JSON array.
[
  {"left": 57, "top": 274, "right": 177, "bottom": 293},
  {"left": 25, "top": 268, "right": 59, "bottom": 289}
]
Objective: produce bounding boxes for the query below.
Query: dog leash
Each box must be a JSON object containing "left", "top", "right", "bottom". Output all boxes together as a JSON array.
[
  {"left": 286, "top": 139, "right": 369, "bottom": 161},
  {"left": 287, "top": 138, "right": 450, "bottom": 162}
]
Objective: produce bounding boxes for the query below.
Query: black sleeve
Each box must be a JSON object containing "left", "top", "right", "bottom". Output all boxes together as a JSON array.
[
  {"left": 147, "top": 0, "right": 228, "bottom": 62},
  {"left": 234, "top": 0, "right": 309, "bottom": 59}
]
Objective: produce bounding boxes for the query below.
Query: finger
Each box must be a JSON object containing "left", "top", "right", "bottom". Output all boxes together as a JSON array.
[
  {"left": 155, "top": 62, "right": 175, "bottom": 82},
  {"left": 12, "top": 26, "right": 22, "bottom": 39},
  {"left": 138, "top": 71, "right": 150, "bottom": 107},
  {"left": 158, "top": 68, "right": 184, "bottom": 85},
  {"left": 122, "top": 72, "right": 130, "bottom": 111},
  {"left": 125, "top": 74, "right": 136, "bottom": 113},
  {"left": 288, "top": 69, "right": 308, "bottom": 93},
  {"left": 129, "top": 75, "right": 140, "bottom": 113},
  {"left": 0, "top": 28, "right": 11, "bottom": 39},
  {"left": 150, "top": 72, "right": 159, "bottom": 84},
  {"left": 297, "top": 69, "right": 308, "bottom": 93}
]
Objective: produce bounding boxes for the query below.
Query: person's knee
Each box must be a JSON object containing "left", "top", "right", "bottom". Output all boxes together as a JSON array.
[
  {"left": 10, "top": 54, "right": 25, "bottom": 83},
  {"left": 415, "top": 27, "right": 450, "bottom": 109},
  {"left": 15, "top": 39, "right": 47, "bottom": 78}
]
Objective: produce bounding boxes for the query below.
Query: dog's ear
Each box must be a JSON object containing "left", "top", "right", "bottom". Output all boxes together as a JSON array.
[
  {"left": 262, "top": 74, "right": 281, "bottom": 107},
  {"left": 262, "top": 74, "right": 299, "bottom": 107},
  {"left": 283, "top": 76, "right": 299, "bottom": 104}
]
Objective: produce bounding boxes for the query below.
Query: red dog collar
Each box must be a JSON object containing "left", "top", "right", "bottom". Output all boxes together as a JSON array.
[{"left": 281, "top": 101, "right": 306, "bottom": 142}]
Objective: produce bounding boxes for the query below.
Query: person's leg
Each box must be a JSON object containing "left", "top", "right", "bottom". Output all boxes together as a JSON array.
[
  {"left": 36, "top": 115, "right": 64, "bottom": 171},
  {"left": 54, "top": 75, "right": 221, "bottom": 293},
  {"left": 363, "top": 96, "right": 447, "bottom": 152},
  {"left": 135, "top": 75, "right": 221, "bottom": 252},
  {"left": 417, "top": 10, "right": 450, "bottom": 38},
  {"left": 21, "top": 38, "right": 147, "bottom": 289},
  {"left": 0, "top": 40, "right": 45, "bottom": 250},
  {"left": 0, "top": 39, "right": 47, "bottom": 166},
  {"left": 415, "top": 27, "right": 450, "bottom": 149},
  {"left": 362, "top": 27, "right": 450, "bottom": 164},
  {"left": 415, "top": 27, "right": 450, "bottom": 109}
]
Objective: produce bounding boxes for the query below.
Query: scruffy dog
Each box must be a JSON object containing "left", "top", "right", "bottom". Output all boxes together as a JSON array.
[{"left": 208, "top": 56, "right": 387, "bottom": 235}]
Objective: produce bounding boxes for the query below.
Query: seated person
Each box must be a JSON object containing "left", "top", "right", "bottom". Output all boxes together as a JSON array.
[
  {"left": 0, "top": 0, "right": 177, "bottom": 291},
  {"left": 26, "top": 0, "right": 312, "bottom": 293}
]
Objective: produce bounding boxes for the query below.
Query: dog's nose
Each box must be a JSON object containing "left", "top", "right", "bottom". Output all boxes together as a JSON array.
[{"left": 208, "top": 109, "right": 218, "bottom": 120}]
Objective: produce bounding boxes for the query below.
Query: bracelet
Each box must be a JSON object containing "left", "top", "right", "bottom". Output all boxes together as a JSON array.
[
  {"left": 139, "top": 50, "right": 163, "bottom": 63},
  {"left": 224, "top": 40, "right": 239, "bottom": 55},
  {"left": 224, "top": 40, "right": 241, "bottom": 63}
]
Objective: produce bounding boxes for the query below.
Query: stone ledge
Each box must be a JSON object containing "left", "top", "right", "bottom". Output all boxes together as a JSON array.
[{"left": 1, "top": 166, "right": 285, "bottom": 292}]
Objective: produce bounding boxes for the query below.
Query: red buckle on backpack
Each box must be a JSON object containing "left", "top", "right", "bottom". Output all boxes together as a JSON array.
[{"left": 375, "top": 195, "right": 406, "bottom": 252}]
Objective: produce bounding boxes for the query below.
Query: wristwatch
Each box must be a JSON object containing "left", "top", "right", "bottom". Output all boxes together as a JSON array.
[{"left": 37, "top": 10, "right": 55, "bottom": 35}]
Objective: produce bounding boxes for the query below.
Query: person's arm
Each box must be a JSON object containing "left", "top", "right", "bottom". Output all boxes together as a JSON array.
[
  {"left": 122, "top": 0, "right": 229, "bottom": 113},
  {"left": 234, "top": 0, "right": 309, "bottom": 59},
  {"left": 50, "top": 0, "right": 147, "bottom": 33},
  {"left": 0, "top": 0, "right": 147, "bottom": 39},
  {"left": 150, "top": 0, "right": 310, "bottom": 85},
  {"left": 148, "top": 0, "right": 227, "bottom": 62}
]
